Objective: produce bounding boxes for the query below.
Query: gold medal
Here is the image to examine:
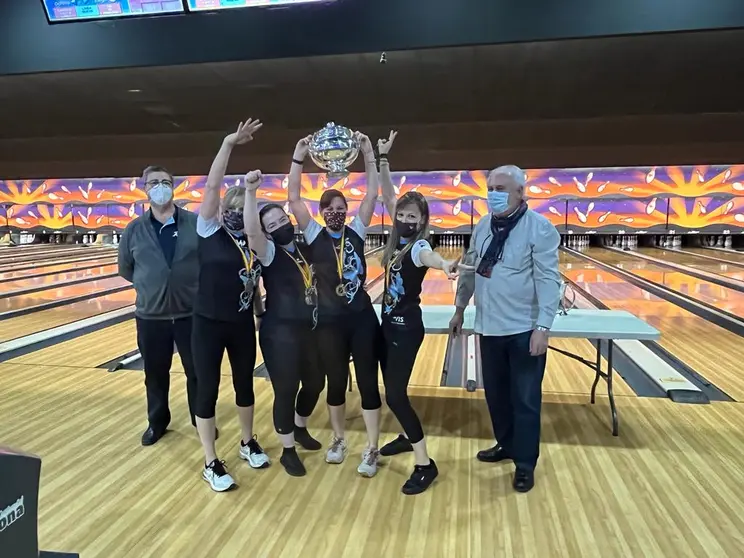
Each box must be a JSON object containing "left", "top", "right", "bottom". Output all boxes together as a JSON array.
[
  {"left": 384, "top": 292, "right": 394, "bottom": 306},
  {"left": 336, "top": 283, "right": 346, "bottom": 297}
]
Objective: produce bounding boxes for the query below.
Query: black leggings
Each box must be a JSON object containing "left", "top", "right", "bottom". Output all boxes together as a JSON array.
[
  {"left": 314, "top": 304, "right": 382, "bottom": 410},
  {"left": 380, "top": 319, "right": 426, "bottom": 443},
  {"left": 259, "top": 318, "right": 325, "bottom": 435},
  {"left": 192, "top": 314, "right": 256, "bottom": 418}
]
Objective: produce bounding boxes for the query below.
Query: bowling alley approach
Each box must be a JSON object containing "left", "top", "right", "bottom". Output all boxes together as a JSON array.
[{"left": 3, "top": 3, "right": 744, "bottom": 557}]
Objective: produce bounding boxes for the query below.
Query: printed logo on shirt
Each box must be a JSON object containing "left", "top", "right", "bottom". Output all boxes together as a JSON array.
[
  {"left": 341, "top": 237, "right": 363, "bottom": 303},
  {"left": 0, "top": 495, "right": 25, "bottom": 533},
  {"left": 172, "top": 231, "right": 178, "bottom": 238}
]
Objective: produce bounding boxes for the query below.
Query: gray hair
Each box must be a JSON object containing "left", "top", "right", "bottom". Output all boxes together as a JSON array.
[{"left": 488, "top": 165, "right": 527, "bottom": 187}]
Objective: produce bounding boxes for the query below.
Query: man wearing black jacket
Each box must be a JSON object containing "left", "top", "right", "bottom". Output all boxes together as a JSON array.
[{"left": 118, "top": 165, "right": 200, "bottom": 446}]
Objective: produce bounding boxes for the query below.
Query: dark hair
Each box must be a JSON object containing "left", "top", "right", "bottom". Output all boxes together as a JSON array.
[
  {"left": 319, "top": 189, "right": 347, "bottom": 211},
  {"left": 258, "top": 202, "right": 285, "bottom": 232},
  {"left": 382, "top": 191, "right": 431, "bottom": 267},
  {"left": 141, "top": 165, "right": 174, "bottom": 184}
]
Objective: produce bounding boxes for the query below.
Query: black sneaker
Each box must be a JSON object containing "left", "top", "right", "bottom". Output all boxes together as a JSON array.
[
  {"left": 202, "top": 459, "right": 237, "bottom": 492},
  {"left": 476, "top": 445, "right": 510, "bottom": 463},
  {"left": 380, "top": 434, "right": 413, "bottom": 457},
  {"left": 402, "top": 459, "right": 439, "bottom": 495},
  {"left": 294, "top": 426, "right": 322, "bottom": 451},
  {"left": 280, "top": 447, "right": 307, "bottom": 477},
  {"left": 513, "top": 468, "right": 534, "bottom": 493}
]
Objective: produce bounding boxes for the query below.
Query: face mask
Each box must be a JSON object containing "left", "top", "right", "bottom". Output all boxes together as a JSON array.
[
  {"left": 148, "top": 183, "right": 173, "bottom": 206},
  {"left": 270, "top": 223, "right": 295, "bottom": 246},
  {"left": 222, "top": 209, "right": 244, "bottom": 233},
  {"left": 395, "top": 219, "right": 418, "bottom": 238},
  {"left": 323, "top": 211, "right": 346, "bottom": 232},
  {"left": 487, "top": 191, "right": 510, "bottom": 214}
]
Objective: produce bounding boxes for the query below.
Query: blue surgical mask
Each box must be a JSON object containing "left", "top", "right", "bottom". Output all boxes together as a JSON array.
[
  {"left": 487, "top": 191, "right": 510, "bottom": 214},
  {"left": 148, "top": 183, "right": 173, "bottom": 206}
]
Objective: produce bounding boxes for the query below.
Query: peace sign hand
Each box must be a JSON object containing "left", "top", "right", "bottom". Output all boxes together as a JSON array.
[
  {"left": 378, "top": 130, "right": 398, "bottom": 155},
  {"left": 225, "top": 118, "right": 263, "bottom": 147}
]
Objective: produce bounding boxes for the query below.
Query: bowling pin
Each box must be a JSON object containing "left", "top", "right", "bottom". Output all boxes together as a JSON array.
[{"left": 725, "top": 236, "right": 733, "bottom": 249}]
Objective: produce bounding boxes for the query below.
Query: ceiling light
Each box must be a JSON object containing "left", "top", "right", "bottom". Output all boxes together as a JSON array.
[{"left": 128, "top": 89, "right": 142, "bottom": 93}]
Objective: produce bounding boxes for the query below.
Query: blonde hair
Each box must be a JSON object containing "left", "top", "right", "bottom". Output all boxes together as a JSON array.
[{"left": 223, "top": 186, "right": 246, "bottom": 211}]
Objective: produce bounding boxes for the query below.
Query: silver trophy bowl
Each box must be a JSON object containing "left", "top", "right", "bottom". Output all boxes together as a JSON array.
[
  {"left": 558, "top": 281, "right": 576, "bottom": 315},
  {"left": 308, "top": 122, "right": 360, "bottom": 177}
]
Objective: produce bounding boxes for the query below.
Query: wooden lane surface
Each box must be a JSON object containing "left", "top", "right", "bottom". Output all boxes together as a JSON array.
[
  {"left": 562, "top": 251, "right": 744, "bottom": 400},
  {"left": 3, "top": 363, "right": 744, "bottom": 557},
  {"left": 0, "top": 291, "right": 134, "bottom": 342},
  {"left": 0, "top": 276, "right": 129, "bottom": 312},
  {"left": 641, "top": 248, "right": 744, "bottom": 281},
  {"left": 686, "top": 247, "right": 744, "bottom": 265},
  {"left": 0, "top": 251, "right": 117, "bottom": 272},
  {"left": 0, "top": 246, "right": 114, "bottom": 266},
  {"left": 8, "top": 321, "right": 138, "bottom": 368},
  {"left": 586, "top": 247, "right": 744, "bottom": 316},
  {"left": 0, "top": 263, "right": 119, "bottom": 294},
  {"left": 0, "top": 256, "right": 117, "bottom": 281}
]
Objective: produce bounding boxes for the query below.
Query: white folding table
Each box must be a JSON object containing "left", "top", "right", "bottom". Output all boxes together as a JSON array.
[{"left": 374, "top": 305, "right": 661, "bottom": 436}]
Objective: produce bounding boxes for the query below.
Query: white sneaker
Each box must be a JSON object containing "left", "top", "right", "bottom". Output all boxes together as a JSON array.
[
  {"left": 325, "top": 437, "right": 347, "bottom": 464},
  {"left": 202, "top": 459, "right": 237, "bottom": 492},
  {"left": 357, "top": 448, "right": 380, "bottom": 478},
  {"left": 239, "top": 435, "right": 271, "bottom": 469}
]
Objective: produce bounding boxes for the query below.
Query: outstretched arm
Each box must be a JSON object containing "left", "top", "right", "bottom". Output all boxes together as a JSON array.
[
  {"left": 356, "top": 132, "right": 379, "bottom": 228},
  {"left": 378, "top": 130, "right": 398, "bottom": 217},
  {"left": 243, "top": 170, "right": 269, "bottom": 260},
  {"left": 288, "top": 136, "right": 313, "bottom": 231},
  {"left": 202, "top": 118, "right": 263, "bottom": 221}
]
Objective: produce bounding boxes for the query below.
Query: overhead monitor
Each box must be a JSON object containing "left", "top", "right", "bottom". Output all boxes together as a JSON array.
[
  {"left": 187, "top": 0, "right": 334, "bottom": 12},
  {"left": 42, "top": 0, "right": 186, "bottom": 23}
]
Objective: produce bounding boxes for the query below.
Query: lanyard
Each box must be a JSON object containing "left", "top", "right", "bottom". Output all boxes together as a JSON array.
[
  {"left": 331, "top": 227, "right": 346, "bottom": 284},
  {"left": 282, "top": 246, "right": 313, "bottom": 290},
  {"left": 384, "top": 242, "right": 413, "bottom": 290},
  {"left": 225, "top": 228, "right": 254, "bottom": 284}
]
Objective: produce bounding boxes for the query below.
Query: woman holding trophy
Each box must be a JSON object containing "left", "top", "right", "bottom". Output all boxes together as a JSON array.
[
  {"left": 288, "top": 125, "right": 384, "bottom": 478},
  {"left": 376, "top": 131, "right": 460, "bottom": 495},
  {"left": 243, "top": 173, "right": 326, "bottom": 478}
]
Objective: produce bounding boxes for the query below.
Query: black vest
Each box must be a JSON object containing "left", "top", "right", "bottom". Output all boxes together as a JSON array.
[
  {"left": 309, "top": 225, "right": 370, "bottom": 322},
  {"left": 382, "top": 242, "right": 429, "bottom": 327},
  {"left": 194, "top": 228, "right": 262, "bottom": 323},
  {"left": 262, "top": 242, "right": 316, "bottom": 326}
]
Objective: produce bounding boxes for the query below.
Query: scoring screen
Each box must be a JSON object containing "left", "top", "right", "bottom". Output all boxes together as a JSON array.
[
  {"left": 42, "top": 0, "right": 185, "bottom": 22},
  {"left": 187, "top": 0, "right": 333, "bottom": 11}
]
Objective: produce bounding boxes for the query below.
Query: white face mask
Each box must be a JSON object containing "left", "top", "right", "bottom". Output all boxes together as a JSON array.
[{"left": 148, "top": 183, "right": 173, "bottom": 206}]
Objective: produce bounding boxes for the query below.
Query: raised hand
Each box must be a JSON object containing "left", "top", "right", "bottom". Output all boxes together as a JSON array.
[
  {"left": 441, "top": 257, "right": 461, "bottom": 280},
  {"left": 355, "top": 131, "right": 374, "bottom": 155},
  {"left": 293, "top": 135, "right": 313, "bottom": 161},
  {"left": 225, "top": 118, "right": 263, "bottom": 147},
  {"left": 378, "top": 130, "right": 398, "bottom": 155},
  {"left": 244, "top": 170, "right": 263, "bottom": 191}
]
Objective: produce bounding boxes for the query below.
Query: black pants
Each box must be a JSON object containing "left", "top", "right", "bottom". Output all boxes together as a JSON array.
[
  {"left": 479, "top": 330, "right": 547, "bottom": 471},
  {"left": 259, "top": 318, "right": 325, "bottom": 434},
  {"left": 314, "top": 304, "right": 382, "bottom": 410},
  {"left": 192, "top": 314, "right": 256, "bottom": 418},
  {"left": 136, "top": 316, "right": 197, "bottom": 432},
  {"left": 380, "top": 319, "right": 426, "bottom": 443}
]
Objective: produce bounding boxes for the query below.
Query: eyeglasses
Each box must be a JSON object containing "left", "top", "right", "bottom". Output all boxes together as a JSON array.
[{"left": 146, "top": 180, "right": 173, "bottom": 188}]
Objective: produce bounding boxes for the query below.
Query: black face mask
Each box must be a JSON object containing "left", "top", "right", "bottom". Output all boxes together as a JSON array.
[
  {"left": 270, "top": 223, "right": 295, "bottom": 246},
  {"left": 223, "top": 209, "right": 244, "bottom": 233},
  {"left": 395, "top": 219, "right": 418, "bottom": 238}
]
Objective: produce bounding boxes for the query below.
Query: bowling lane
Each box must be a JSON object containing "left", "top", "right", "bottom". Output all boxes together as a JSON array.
[
  {"left": 0, "top": 246, "right": 111, "bottom": 265},
  {"left": 419, "top": 246, "right": 461, "bottom": 305},
  {"left": 561, "top": 250, "right": 744, "bottom": 399},
  {"left": 1, "top": 264, "right": 119, "bottom": 295},
  {"left": 0, "top": 276, "right": 130, "bottom": 313},
  {"left": 640, "top": 248, "right": 744, "bottom": 281},
  {"left": 685, "top": 247, "right": 744, "bottom": 266},
  {"left": 0, "top": 251, "right": 117, "bottom": 273},
  {"left": 588, "top": 247, "right": 744, "bottom": 316},
  {"left": 0, "top": 257, "right": 118, "bottom": 281},
  {"left": 0, "top": 290, "right": 134, "bottom": 342}
]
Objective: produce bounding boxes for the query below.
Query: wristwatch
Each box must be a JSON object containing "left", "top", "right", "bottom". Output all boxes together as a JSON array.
[{"left": 536, "top": 326, "right": 549, "bottom": 332}]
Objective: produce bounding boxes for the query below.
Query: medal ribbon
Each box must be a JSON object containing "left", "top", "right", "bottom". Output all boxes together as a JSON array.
[
  {"left": 225, "top": 228, "right": 255, "bottom": 289},
  {"left": 331, "top": 227, "right": 346, "bottom": 287},
  {"left": 384, "top": 241, "right": 414, "bottom": 293},
  {"left": 282, "top": 246, "right": 313, "bottom": 290}
]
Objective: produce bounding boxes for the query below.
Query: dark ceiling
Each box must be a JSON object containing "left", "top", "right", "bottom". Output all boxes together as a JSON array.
[{"left": 1, "top": 28, "right": 743, "bottom": 179}]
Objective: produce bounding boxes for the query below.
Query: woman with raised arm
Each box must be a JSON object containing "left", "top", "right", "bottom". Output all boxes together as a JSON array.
[
  {"left": 376, "top": 130, "right": 460, "bottom": 495},
  {"left": 193, "top": 119, "right": 270, "bottom": 493},
  {"left": 288, "top": 132, "right": 384, "bottom": 478},
  {"left": 243, "top": 171, "right": 325, "bottom": 477}
]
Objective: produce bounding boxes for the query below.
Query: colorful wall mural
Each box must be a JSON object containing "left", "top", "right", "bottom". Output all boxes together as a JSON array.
[{"left": 1, "top": 164, "right": 743, "bottom": 233}]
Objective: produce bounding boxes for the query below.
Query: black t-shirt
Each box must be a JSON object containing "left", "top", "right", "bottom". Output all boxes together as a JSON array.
[
  {"left": 194, "top": 215, "right": 262, "bottom": 323},
  {"left": 258, "top": 239, "right": 317, "bottom": 327},
  {"left": 382, "top": 239, "right": 432, "bottom": 327},
  {"left": 303, "top": 218, "right": 370, "bottom": 322},
  {"left": 149, "top": 210, "right": 179, "bottom": 267}
]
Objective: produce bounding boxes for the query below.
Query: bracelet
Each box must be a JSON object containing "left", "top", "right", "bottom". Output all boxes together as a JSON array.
[
  {"left": 292, "top": 158, "right": 304, "bottom": 166},
  {"left": 379, "top": 153, "right": 389, "bottom": 160},
  {"left": 255, "top": 312, "right": 266, "bottom": 318}
]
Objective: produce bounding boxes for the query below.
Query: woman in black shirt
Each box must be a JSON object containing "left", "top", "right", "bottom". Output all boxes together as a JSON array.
[
  {"left": 193, "top": 119, "right": 270, "bottom": 492},
  {"left": 288, "top": 133, "right": 384, "bottom": 478},
  {"left": 243, "top": 174, "right": 325, "bottom": 477},
  {"left": 377, "top": 131, "right": 459, "bottom": 495}
]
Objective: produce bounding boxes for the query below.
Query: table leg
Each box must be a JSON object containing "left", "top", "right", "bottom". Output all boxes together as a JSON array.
[
  {"left": 590, "top": 339, "right": 602, "bottom": 403},
  {"left": 607, "top": 340, "right": 618, "bottom": 436}
]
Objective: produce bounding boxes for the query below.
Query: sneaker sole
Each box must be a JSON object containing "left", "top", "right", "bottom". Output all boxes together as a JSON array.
[
  {"left": 357, "top": 469, "right": 377, "bottom": 478},
  {"left": 239, "top": 454, "right": 271, "bottom": 469},
  {"left": 201, "top": 473, "right": 237, "bottom": 492}
]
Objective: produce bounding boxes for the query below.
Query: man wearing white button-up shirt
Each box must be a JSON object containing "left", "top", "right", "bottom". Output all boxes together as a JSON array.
[{"left": 449, "top": 165, "right": 560, "bottom": 493}]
